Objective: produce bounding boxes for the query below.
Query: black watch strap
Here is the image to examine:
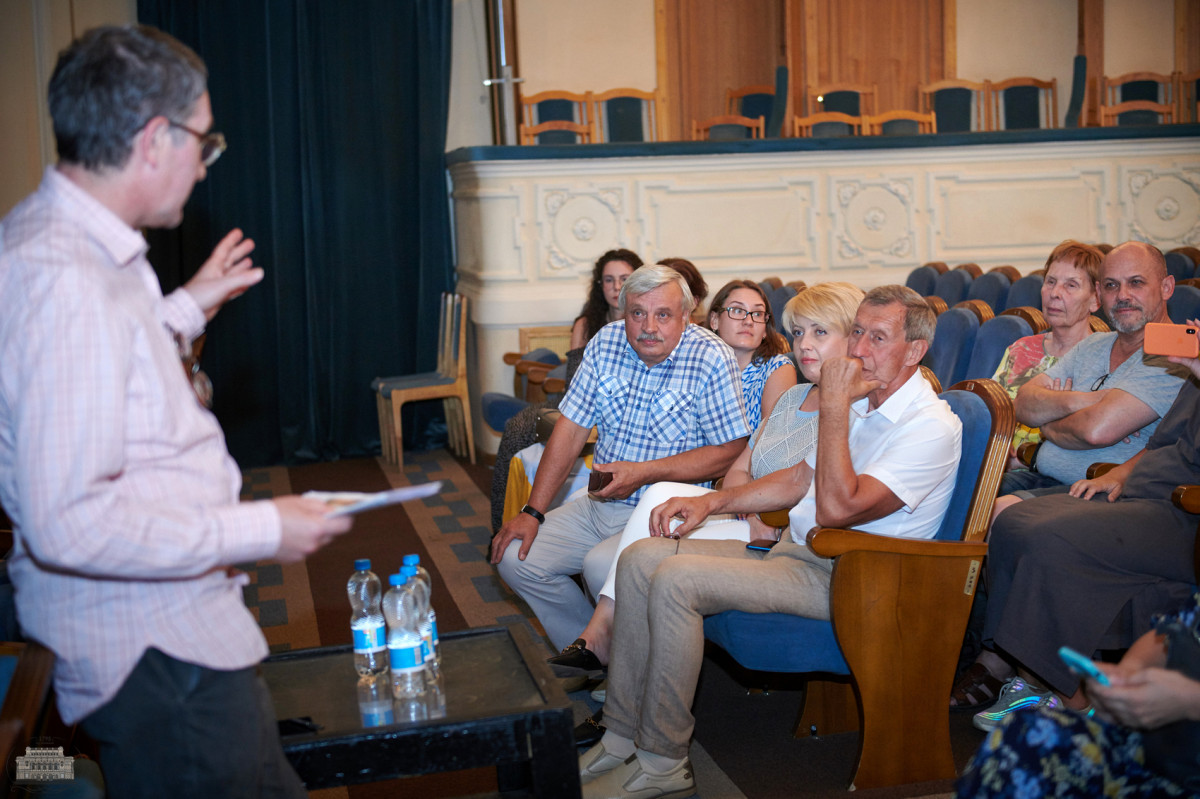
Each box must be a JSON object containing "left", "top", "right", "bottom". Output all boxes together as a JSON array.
[{"left": 520, "top": 504, "right": 546, "bottom": 524}]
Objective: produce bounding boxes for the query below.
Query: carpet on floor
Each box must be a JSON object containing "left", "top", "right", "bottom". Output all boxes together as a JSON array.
[{"left": 238, "top": 450, "right": 983, "bottom": 798}]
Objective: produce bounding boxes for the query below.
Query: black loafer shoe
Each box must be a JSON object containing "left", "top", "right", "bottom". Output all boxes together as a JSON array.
[
  {"left": 547, "top": 638, "right": 605, "bottom": 679},
  {"left": 574, "top": 708, "right": 605, "bottom": 748}
]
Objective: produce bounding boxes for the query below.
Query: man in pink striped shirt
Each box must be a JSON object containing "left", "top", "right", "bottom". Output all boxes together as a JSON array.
[{"left": 0, "top": 25, "right": 352, "bottom": 797}]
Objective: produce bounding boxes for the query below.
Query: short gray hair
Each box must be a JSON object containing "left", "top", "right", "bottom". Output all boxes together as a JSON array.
[
  {"left": 861, "top": 285, "right": 936, "bottom": 343},
  {"left": 49, "top": 25, "right": 208, "bottom": 170},
  {"left": 618, "top": 265, "right": 696, "bottom": 316}
]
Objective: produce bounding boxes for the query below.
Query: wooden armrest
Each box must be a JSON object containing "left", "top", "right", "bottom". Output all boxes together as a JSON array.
[
  {"left": 516, "top": 360, "right": 554, "bottom": 377},
  {"left": 1087, "top": 462, "right": 1117, "bottom": 479},
  {"left": 503, "top": 352, "right": 522, "bottom": 366},
  {"left": 807, "top": 527, "right": 988, "bottom": 559},
  {"left": 542, "top": 377, "right": 567, "bottom": 394},
  {"left": 758, "top": 509, "right": 791, "bottom": 528},
  {"left": 1172, "top": 484, "right": 1200, "bottom": 515},
  {"left": 1015, "top": 441, "right": 1039, "bottom": 469}
]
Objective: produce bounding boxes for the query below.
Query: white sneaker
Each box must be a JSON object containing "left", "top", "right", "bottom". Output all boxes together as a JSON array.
[
  {"left": 972, "top": 677, "right": 1059, "bottom": 732},
  {"left": 582, "top": 755, "right": 695, "bottom": 799},
  {"left": 591, "top": 679, "right": 607, "bottom": 703},
  {"left": 579, "top": 741, "right": 631, "bottom": 785}
]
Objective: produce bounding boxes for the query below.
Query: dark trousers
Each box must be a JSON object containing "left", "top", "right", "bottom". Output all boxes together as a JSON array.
[{"left": 81, "top": 648, "right": 305, "bottom": 799}]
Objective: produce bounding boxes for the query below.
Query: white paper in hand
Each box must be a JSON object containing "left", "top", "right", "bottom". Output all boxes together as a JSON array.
[{"left": 304, "top": 480, "right": 443, "bottom": 517}]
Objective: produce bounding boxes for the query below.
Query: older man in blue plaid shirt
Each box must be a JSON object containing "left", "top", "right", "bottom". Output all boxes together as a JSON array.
[{"left": 491, "top": 265, "right": 751, "bottom": 650}]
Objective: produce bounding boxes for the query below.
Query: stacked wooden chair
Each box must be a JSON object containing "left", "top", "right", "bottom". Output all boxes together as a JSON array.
[{"left": 372, "top": 293, "right": 473, "bottom": 468}]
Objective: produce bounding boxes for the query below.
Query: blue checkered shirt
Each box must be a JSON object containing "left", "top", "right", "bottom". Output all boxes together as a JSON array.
[{"left": 558, "top": 322, "right": 751, "bottom": 505}]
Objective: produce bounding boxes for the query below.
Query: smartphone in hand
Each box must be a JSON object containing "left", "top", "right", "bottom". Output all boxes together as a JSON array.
[
  {"left": 1144, "top": 322, "right": 1199, "bottom": 359},
  {"left": 1058, "top": 645, "right": 1111, "bottom": 686}
]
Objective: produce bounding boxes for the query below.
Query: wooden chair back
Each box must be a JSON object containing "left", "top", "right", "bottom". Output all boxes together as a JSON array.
[
  {"left": 691, "top": 114, "right": 764, "bottom": 141},
  {"left": 725, "top": 84, "right": 775, "bottom": 117},
  {"left": 374, "top": 293, "right": 474, "bottom": 468},
  {"left": 924, "top": 295, "right": 949, "bottom": 317},
  {"left": 1180, "top": 69, "right": 1200, "bottom": 123},
  {"left": 591, "top": 87, "right": 662, "bottom": 143},
  {"left": 1088, "top": 314, "right": 1111, "bottom": 333},
  {"left": 955, "top": 262, "right": 983, "bottom": 279},
  {"left": 519, "top": 90, "right": 593, "bottom": 145},
  {"left": 1103, "top": 71, "right": 1176, "bottom": 107},
  {"left": 955, "top": 299, "right": 995, "bottom": 325},
  {"left": 806, "top": 83, "right": 877, "bottom": 116},
  {"left": 1173, "top": 246, "right": 1200, "bottom": 268},
  {"left": 1001, "top": 305, "right": 1050, "bottom": 333},
  {"left": 863, "top": 110, "right": 936, "bottom": 135},
  {"left": 919, "top": 364, "right": 942, "bottom": 393},
  {"left": 991, "top": 77, "right": 1058, "bottom": 130},
  {"left": 519, "top": 120, "right": 592, "bottom": 145},
  {"left": 989, "top": 265, "right": 1022, "bottom": 284},
  {"left": 919, "top": 79, "right": 991, "bottom": 131},
  {"left": 1099, "top": 100, "right": 1175, "bottom": 127},
  {"left": 924, "top": 261, "right": 949, "bottom": 274},
  {"left": 791, "top": 111, "right": 861, "bottom": 138}
]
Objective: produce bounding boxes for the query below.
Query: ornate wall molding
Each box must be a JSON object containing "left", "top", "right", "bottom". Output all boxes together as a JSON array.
[{"left": 450, "top": 136, "right": 1200, "bottom": 452}]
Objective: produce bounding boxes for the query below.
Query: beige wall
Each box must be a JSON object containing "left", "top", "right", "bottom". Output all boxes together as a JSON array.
[
  {"left": 514, "top": 0, "right": 657, "bottom": 95},
  {"left": 956, "top": 0, "right": 1076, "bottom": 126},
  {"left": 1105, "top": 0, "right": 1175, "bottom": 76},
  {"left": 0, "top": 1, "right": 44, "bottom": 217},
  {"left": 0, "top": 0, "right": 135, "bottom": 217},
  {"left": 447, "top": 0, "right": 495, "bottom": 150}
]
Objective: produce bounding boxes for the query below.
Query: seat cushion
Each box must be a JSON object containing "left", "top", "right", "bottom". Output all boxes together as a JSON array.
[
  {"left": 372, "top": 371, "right": 454, "bottom": 395},
  {"left": 481, "top": 392, "right": 529, "bottom": 432},
  {"left": 703, "top": 611, "right": 848, "bottom": 674}
]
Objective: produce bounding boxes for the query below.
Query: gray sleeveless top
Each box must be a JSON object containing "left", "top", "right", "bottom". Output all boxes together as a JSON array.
[{"left": 748, "top": 383, "right": 819, "bottom": 480}]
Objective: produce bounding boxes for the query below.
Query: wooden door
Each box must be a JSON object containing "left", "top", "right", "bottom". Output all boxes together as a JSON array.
[
  {"left": 661, "top": 0, "right": 787, "bottom": 140},
  {"left": 790, "top": 0, "right": 949, "bottom": 115}
]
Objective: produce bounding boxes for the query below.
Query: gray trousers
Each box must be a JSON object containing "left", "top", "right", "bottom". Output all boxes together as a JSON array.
[
  {"left": 604, "top": 537, "right": 833, "bottom": 760},
  {"left": 496, "top": 495, "right": 634, "bottom": 650}
]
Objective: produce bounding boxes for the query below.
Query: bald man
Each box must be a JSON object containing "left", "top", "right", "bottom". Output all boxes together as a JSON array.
[{"left": 998, "top": 241, "right": 1188, "bottom": 502}]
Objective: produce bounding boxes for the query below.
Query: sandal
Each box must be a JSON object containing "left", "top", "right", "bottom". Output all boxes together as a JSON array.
[{"left": 950, "top": 662, "right": 1006, "bottom": 712}]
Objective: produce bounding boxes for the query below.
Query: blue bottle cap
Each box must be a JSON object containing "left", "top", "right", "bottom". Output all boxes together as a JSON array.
[
  {"left": 354, "top": 559, "right": 371, "bottom": 571},
  {"left": 402, "top": 554, "right": 419, "bottom": 566},
  {"left": 388, "top": 573, "right": 404, "bottom": 586},
  {"left": 400, "top": 565, "right": 417, "bottom": 578}
]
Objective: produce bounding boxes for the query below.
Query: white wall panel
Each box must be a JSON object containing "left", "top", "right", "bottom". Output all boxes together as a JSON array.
[{"left": 452, "top": 136, "right": 1200, "bottom": 452}]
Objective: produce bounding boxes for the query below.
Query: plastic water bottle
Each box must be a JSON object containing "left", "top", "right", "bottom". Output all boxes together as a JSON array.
[
  {"left": 383, "top": 572, "right": 426, "bottom": 700},
  {"left": 398, "top": 564, "right": 431, "bottom": 669},
  {"left": 348, "top": 559, "right": 387, "bottom": 677},
  {"left": 356, "top": 676, "right": 394, "bottom": 728},
  {"left": 402, "top": 554, "right": 439, "bottom": 668}
]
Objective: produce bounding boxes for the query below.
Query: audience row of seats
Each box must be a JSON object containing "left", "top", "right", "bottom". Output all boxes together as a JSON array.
[
  {"left": 520, "top": 67, "right": 1200, "bottom": 146},
  {"left": 907, "top": 246, "right": 1200, "bottom": 314},
  {"left": 490, "top": 247, "right": 1200, "bottom": 433},
  {"left": 907, "top": 247, "right": 1200, "bottom": 389}
]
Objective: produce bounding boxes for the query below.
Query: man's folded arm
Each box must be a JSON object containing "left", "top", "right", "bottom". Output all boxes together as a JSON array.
[{"left": 1039, "top": 389, "right": 1159, "bottom": 449}]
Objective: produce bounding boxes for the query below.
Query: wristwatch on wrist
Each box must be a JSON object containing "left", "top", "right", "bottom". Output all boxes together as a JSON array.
[{"left": 520, "top": 504, "right": 546, "bottom": 524}]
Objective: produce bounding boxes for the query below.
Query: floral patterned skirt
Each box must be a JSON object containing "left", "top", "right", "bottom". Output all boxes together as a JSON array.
[{"left": 956, "top": 706, "right": 1195, "bottom": 798}]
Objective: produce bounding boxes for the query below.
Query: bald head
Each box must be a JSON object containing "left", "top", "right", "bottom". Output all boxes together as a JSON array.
[
  {"left": 1099, "top": 241, "right": 1172, "bottom": 335},
  {"left": 1105, "top": 241, "right": 1167, "bottom": 280}
]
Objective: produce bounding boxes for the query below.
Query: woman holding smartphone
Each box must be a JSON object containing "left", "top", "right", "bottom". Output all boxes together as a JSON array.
[{"left": 549, "top": 282, "right": 864, "bottom": 678}]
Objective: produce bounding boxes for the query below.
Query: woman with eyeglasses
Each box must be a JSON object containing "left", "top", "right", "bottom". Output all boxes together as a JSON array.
[
  {"left": 570, "top": 250, "right": 643, "bottom": 350},
  {"left": 548, "top": 282, "right": 864, "bottom": 687},
  {"left": 706, "top": 279, "right": 795, "bottom": 429}
]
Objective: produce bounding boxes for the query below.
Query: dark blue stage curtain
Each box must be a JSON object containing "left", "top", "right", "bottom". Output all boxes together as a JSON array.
[{"left": 138, "top": 1, "right": 454, "bottom": 466}]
